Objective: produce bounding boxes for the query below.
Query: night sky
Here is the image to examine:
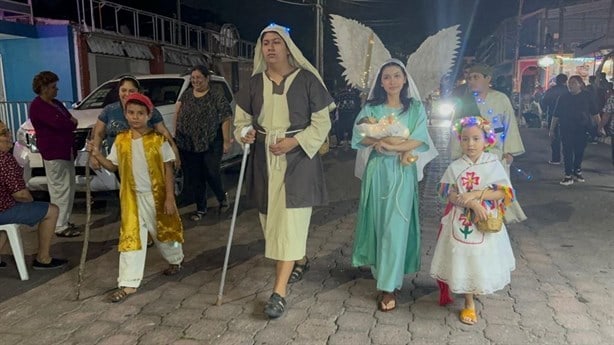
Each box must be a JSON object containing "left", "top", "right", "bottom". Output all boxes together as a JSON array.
[{"left": 32, "top": 0, "right": 565, "bottom": 84}]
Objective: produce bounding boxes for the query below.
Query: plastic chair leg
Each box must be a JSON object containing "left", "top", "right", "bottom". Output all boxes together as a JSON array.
[{"left": 3, "top": 225, "right": 29, "bottom": 281}]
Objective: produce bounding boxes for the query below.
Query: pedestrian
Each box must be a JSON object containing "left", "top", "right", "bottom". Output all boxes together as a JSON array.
[
  {"left": 334, "top": 86, "right": 361, "bottom": 145},
  {"left": 586, "top": 75, "right": 607, "bottom": 144},
  {"left": 540, "top": 74, "right": 568, "bottom": 165},
  {"left": 234, "top": 23, "right": 334, "bottom": 319},
  {"left": 29, "top": 71, "right": 81, "bottom": 237},
  {"left": 450, "top": 63, "right": 526, "bottom": 223},
  {"left": 602, "top": 92, "right": 614, "bottom": 165},
  {"left": 89, "top": 75, "right": 179, "bottom": 247},
  {"left": 351, "top": 59, "right": 433, "bottom": 312},
  {"left": 551, "top": 75, "right": 600, "bottom": 185},
  {"left": 0, "top": 120, "right": 69, "bottom": 270},
  {"left": 87, "top": 93, "right": 184, "bottom": 303},
  {"left": 174, "top": 65, "right": 232, "bottom": 221},
  {"left": 430, "top": 116, "right": 516, "bottom": 325}
]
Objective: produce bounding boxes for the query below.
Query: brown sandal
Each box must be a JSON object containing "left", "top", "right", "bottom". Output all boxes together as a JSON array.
[
  {"left": 108, "top": 287, "right": 136, "bottom": 303},
  {"left": 377, "top": 291, "right": 398, "bottom": 312}
]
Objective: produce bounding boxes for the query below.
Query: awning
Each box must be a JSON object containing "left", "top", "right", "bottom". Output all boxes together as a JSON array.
[
  {"left": 86, "top": 36, "right": 154, "bottom": 60},
  {"left": 86, "top": 36, "right": 124, "bottom": 56},
  {"left": 123, "top": 42, "right": 154, "bottom": 60},
  {"left": 163, "top": 47, "right": 209, "bottom": 67}
]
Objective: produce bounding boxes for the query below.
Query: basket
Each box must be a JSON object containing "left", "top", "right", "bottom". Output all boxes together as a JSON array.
[
  {"left": 475, "top": 211, "right": 503, "bottom": 233},
  {"left": 470, "top": 188, "right": 503, "bottom": 233}
]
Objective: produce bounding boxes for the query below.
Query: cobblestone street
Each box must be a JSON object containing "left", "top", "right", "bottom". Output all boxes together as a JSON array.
[{"left": 1, "top": 126, "right": 613, "bottom": 345}]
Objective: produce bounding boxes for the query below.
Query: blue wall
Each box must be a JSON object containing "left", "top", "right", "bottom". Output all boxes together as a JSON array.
[{"left": 0, "top": 24, "right": 76, "bottom": 102}]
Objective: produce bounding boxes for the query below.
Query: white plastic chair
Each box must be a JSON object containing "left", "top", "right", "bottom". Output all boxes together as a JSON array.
[{"left": 0, "top": 224, "right": 29, "bottom": 280}]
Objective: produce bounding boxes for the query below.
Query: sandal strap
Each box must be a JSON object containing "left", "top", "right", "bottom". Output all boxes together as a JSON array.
[
  {"left": 110, "top": 288, "right": 133, "bottom": 302},
  {"left": 288, "top": 258, "right": 310, "bottom": 283},
  {"left": 267, "top": 293, "right": 286, "bottom": 311}
]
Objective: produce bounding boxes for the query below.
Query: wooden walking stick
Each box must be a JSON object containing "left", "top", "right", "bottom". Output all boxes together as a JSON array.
[{"left": 76, "top": 150, "right": 93, "bottom": 300}]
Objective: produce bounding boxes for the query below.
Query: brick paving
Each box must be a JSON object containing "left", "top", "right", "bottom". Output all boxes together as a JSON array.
[{"left": 0, "top": 126, "right": 613, "bottom": 345}]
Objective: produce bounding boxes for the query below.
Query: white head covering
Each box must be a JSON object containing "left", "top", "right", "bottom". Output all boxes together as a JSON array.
[
  {"left": 367, "top": 58, "right": 421, "bottom": 101},
  {"left": 253, "top": 24, "right": 323, "bottom": 85},
  {"left": 355, "top": 58, "right": 438, "bottom": 182}
]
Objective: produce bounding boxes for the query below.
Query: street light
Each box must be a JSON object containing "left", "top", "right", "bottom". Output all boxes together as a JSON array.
[{"left": 275, "top": 0, "right": 324, "bottom": 76}]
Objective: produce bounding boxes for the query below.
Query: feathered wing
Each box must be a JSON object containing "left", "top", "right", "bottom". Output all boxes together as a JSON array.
[
  {"left": 330, "top": 14, "right": 391, "bottom": 91},
  {"left": 406, "top": 25, "right": 461, "bottom": 99}
]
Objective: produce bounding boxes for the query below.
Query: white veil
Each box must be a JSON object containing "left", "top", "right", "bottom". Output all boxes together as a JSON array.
[{"left": 355, "top": 58, "right": 438, "bottom": 182}]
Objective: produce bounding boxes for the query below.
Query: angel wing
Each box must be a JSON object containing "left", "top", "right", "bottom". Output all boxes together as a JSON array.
[
  {"left": 406, "top": 25, "right": 461, "bottom": 99},
  {"left": 330, "top": 14, "right": 391, "bottom": 91}
]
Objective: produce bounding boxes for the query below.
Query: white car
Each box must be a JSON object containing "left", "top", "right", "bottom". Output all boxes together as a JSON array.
[{"left": 13, "top": 73, "right": 242, "bottom": 194}]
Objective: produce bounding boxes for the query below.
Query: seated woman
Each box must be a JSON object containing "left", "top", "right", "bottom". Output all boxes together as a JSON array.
[{"left": 0, "top": 121, "right": 68, "bottom": 270}]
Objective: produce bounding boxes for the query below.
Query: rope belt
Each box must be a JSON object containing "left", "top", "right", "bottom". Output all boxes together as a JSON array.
[{"left": 256, "top": 128, "right": 303, "bottom": 170}]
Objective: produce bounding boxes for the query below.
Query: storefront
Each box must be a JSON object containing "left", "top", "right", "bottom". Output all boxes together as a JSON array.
[{"left": 520, "top": 54, "right": 613, "bottom": 93}]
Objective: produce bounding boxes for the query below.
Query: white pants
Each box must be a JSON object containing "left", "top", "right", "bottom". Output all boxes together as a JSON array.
[
  {"left": 44, "top": 159, "right": 75, "bottom": 231},
  {"left": 118, "top": 192, "right": 184, "bottom": 288}
]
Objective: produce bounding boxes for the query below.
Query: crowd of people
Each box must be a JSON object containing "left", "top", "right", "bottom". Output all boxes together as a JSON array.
[{"left": 1, "top": 23, "right": 613, "bottom": 327}]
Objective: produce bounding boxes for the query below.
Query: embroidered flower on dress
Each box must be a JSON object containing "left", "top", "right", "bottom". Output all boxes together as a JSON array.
[
  {"left": 461, "top": 172, "right": 480, "bottom": 191},
  {"left": 459, "top": 213, "right": 473, "bottom": 227}
]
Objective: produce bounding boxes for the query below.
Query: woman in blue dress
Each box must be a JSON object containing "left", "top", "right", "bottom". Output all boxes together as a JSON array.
[{"left": 351, "top": 59, "right": 433, "bottom": 312}]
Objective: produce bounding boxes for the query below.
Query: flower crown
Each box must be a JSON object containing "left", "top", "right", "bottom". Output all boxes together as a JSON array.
[{"left": 453, "top": 116, "right": 497, "bottom": 149}]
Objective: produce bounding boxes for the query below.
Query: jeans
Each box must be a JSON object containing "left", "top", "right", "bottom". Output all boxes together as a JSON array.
[
  {"left": 550, "top": 123, "right": 561, "bottom": 162},
  {"left": 561, "top": 129, "right": 588, "bottom": 176}
]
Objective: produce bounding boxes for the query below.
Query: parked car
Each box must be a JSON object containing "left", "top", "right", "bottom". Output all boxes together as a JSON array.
[{"left": 13, "top": 73, "right": 242, "bottom": 194}]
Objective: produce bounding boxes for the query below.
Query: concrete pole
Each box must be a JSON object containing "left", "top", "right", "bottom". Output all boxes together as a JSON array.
[
  {"left": 513, "top": 0, "right": 524, "bottom": 122},
  {"left": 558, "top": 0, "right": 564, "bottom": 54},
  {"left": 177, "top": 0, "right": 182, "bottom": 46},
  {"left": 315, "top": 0, "right": 324, "bottom": 77}
]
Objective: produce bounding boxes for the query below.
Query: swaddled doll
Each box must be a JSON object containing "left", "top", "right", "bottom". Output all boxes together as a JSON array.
[{"left": 356, "top": 115, "right": 417, "bottom": 165}]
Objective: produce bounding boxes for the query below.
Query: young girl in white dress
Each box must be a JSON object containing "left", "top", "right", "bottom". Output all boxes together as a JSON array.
[{"left": 430, "top": 116, "right": 516, "bottom": 325}]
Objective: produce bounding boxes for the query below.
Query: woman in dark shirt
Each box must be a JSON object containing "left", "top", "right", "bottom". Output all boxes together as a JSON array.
[
  {"left": 29, "top": 71, "right": 81, "bottom": 237},
  {"left": 173, "top": 65, "right": 233, "bottom": 220},
  {"left": 550, "top": 75, "right": 599, "bottom": 185}
]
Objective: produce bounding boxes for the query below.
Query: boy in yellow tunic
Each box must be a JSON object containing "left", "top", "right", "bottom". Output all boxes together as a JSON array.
[{"left": 88, "top": 93, "right": 184, "bottom": 303}]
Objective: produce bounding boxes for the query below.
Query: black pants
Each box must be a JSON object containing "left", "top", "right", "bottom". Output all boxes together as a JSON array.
[
  {"left": 550, "top": 124, "right": 561, "bottom": 162},
  {"left": 180, "top": 140, "right": 225, "bottom": 212},
  {"left": 561, "top": 129, "right": 588, "bottom": 176}
]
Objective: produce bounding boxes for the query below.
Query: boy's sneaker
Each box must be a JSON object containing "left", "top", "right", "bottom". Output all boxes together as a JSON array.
[
  {"left": 574, "top": 173, "right": 585, "bottom": 182},
  {"left": 548, "top": 160, "right": 561, "bottom": 165},
  {"left": 32, "top": 258, "right": 68, "bottom": 270},
  {"left": 559, "top": 176, "right": 574, "bottom": 186}
]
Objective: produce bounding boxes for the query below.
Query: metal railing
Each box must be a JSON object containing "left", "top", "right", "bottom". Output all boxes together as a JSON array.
[
  {"left": 78, "top": 0, "right": 255, "bottom": 61},
  {"left": 0, "top": 100, "right": 74, "bottom": 138}
]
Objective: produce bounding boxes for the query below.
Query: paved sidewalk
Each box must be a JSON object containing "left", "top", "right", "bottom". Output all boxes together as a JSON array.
[{"left": 0, "top": 127, "right": 613, "bottom": 345}]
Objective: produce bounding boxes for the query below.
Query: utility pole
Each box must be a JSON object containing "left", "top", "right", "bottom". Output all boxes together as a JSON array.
[
  {"left": 557, "top": 0, "right": 564, "bottom": 54},
  {"left": 177, "top": 0, "right": 182, "bottom": 46},
  {"left": 315, "top": 0, "right": 324, "bottom": 77},
  {"left": 513, "top": 0, "right": 524, "bottom": 122},
  {"left": 276, "top": 0, "right": 324, "bottom": 77}
]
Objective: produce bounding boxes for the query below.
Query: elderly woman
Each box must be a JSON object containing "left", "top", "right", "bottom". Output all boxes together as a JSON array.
[
  {"left": 234, "top": 24, "right": 334, "bottom": 319},
  {"left": 0, "top": 121, "right": 68, "bottom": 269},
  {"left": 29, "top": 71, "right": 80, "bottom": 237},
  {"left": 174, "top": 65, "right": 233, "bottom": 221}
]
